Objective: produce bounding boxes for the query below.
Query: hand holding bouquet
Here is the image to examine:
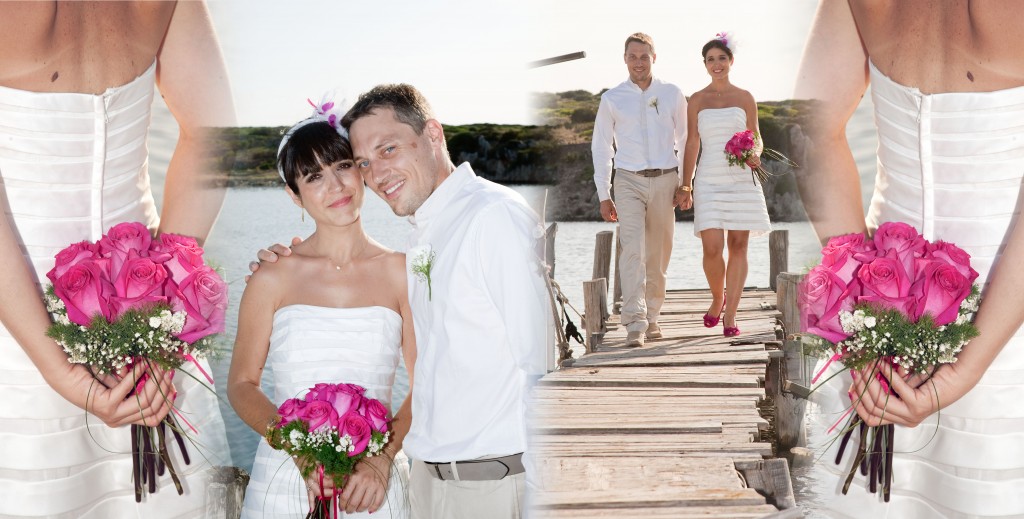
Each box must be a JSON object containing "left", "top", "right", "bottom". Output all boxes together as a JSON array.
[
  {"left": 799, "top": 222, "right": 980, "bottom": 501},
  {"left": 44, "top": 221, "right": 227, "bottom": 502},
  {"left": 267, "top": 382, "right": 393, "bottom": 519},
  {"left": 724, "top": 129, "right": 797, "bottom": 184}
]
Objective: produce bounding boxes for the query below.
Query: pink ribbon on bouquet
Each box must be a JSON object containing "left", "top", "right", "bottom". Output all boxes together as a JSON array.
[{"left": 812, "top": 352, "right": 843, "bottom": 384}]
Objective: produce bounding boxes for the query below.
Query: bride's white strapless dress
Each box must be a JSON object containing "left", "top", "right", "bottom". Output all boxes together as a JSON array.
[
  {"left": 0, "top": 62, "right": 229, "bottom": 517},
  {"left": 241, "top": 305, "right": 410, "bottom": 519},
  {"left": 810, "top": 61, "right": 1024, "bottom": 518},
  {"left": 692, "top": 107, "right": 772, "bottom": 237}
]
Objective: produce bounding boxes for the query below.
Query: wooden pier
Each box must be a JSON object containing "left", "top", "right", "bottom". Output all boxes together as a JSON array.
[{"left": 533, "top": 230, "right": 804, "bottom": 518}]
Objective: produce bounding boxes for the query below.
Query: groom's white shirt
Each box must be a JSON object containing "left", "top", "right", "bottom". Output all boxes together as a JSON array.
[{"left": 402, "top": 162, "right": 549, "bottom": 463}]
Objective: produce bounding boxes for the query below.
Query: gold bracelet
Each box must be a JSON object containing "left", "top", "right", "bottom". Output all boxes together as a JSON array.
[
  {"left": 678, "top": 185, "right": 692, "bottom": 192},
  {"left": 264, "top": 416, "right": 282, "bottom": 447}
]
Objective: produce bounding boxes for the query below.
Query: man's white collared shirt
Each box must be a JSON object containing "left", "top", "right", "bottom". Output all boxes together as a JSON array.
[
  {"left": 402, "top": 162, "right": 550, "bottom": 463},
  {"left": 591, "top": 77, "right": 688, "bottom": 201}
]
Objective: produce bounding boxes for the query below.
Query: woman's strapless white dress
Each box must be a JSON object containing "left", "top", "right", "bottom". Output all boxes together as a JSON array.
[
  {"left": 241, "top": 305, "right": 410, "bottom": 519},
  {"left": 810, "top": 61, "right": 1024, "bottom": 518},
  {"left": 0, "top": 62, "right": 229, "bottom": 517},
  {"left": 692, "top": 107, "right": 772, "bottom": 237}
]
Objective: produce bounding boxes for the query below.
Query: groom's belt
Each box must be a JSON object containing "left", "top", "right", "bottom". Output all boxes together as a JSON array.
[
  {"left": 618, "top": 167, "right": 677, "bottom": 177},
  {"left": 425, "top": 453, "right": 525, "bottom": 481}
]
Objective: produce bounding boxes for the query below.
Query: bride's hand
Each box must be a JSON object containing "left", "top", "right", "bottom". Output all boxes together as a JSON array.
[
  {"left": 244, "top": 236, "right": 302, "bottom": 282},
  {"left": 339, "top": 454, "right": 392, "bottom": 514},
  {"left": 746, "top": 155, "right": 761, "bottom": 170},
  {"left": 88, "top": 363, "right": 176, "bottom": 427},
  {"left": 849, "top": 361, "right": 941, "bottom": 428}
]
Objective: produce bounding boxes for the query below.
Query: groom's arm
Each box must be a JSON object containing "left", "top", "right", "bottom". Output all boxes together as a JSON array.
[{"left": 477, "top": 202, "right": 551, "bottom": 379}]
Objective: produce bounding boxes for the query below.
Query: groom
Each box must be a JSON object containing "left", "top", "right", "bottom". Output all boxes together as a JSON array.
[
  {"left": 592, "top": 32, "right": 688, "bottom": 347},
  {"left": 258, "top": 84, "right": 550, "bottom": 518}
]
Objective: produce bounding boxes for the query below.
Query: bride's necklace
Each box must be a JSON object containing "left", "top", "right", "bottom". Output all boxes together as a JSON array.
[{"left": 318, "top": 240, "right": 369, "bottom": 272}]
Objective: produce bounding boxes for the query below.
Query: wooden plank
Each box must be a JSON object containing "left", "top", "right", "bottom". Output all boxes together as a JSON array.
[
  {"left": 531, "top": 285, "right": 797, "bottom": 517},
  {"left": 533, "top": 505, "right": 780, "bottom": 519}
]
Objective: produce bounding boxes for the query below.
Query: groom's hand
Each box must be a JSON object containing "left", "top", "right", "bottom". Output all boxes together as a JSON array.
[
  {"left": 244, "top": 236, "right": 303, "bottom": 282},
  {"left": 600, "top": 200, "right": 618, "bottom": 222},
  {"left": 340, "top": 454, "right": 391, "bottom": 514}
]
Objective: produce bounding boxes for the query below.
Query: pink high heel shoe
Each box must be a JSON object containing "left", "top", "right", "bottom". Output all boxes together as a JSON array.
[
  {"left": 723, "top": 325, "right": 741, "bottom": 337},
  {"left": 703, "top": 293, "right": 726, "bottom": 328}
]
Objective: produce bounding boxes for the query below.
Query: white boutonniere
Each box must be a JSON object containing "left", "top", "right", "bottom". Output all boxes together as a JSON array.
[
  {"left": 409, "top": 245, "right": 436, "bottom": 300},
  {"left": 649, "top": 97, "right": 659, "bottom": 114}
]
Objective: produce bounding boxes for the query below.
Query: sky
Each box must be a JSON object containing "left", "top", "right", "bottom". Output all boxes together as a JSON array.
[{"left": 209, "top": 0, "right": 819, "bottom": 127}]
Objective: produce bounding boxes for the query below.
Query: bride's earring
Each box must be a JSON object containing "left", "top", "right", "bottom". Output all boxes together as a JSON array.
[{"left": 301, "top": 206, "right": 305, "bottom": 222}]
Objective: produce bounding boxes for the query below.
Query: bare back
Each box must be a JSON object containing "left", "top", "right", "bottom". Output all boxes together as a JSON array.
[
  {"left": 0, "top": 1, "right": 175, "bottom": 94},
  {"left": 850, "top": 0, "right": 1024, "bottom": 93}
]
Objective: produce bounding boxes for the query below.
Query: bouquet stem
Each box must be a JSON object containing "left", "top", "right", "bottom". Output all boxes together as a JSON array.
[
  {"left": 836, "top": 412, "right": 894, "bottom": 500},
  {"left": 130, "top": 416, "right": 188, "bottom": 502}
]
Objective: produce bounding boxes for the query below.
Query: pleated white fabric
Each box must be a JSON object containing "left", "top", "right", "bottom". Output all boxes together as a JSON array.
[
  {"left": 810, "top": 60, "right": 1024, "bottom": 518},
  {"left": 0, "top": 62, "right": 230, "bottom": 518},
  {"left": 241, "top": 305, "right": 410, "bottom": 519},
  {"left": 692, "top": 106, "right": 771, "bottom": 237}
]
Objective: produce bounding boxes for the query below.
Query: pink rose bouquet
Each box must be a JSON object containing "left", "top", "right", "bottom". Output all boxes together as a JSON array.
[
  {"left": 43, "top": 221, "right": 227, "bottom": 502},
  {"left": 267, "top": 382, "right": 392, "bottom": 519},
  {"left": 799, "top": 221, "right": 980, "bottom": 501},
  {"left": 724, "top": 129, "right": 797, "bottom": 185}
]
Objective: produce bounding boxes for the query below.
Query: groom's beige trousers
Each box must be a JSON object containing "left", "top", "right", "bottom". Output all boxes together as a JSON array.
[
  {"left": 613, "top": 168, "right": 677, "bottom": 333},
  {"left": 409, "top": 459, "right": 526, "bottom": 518}
]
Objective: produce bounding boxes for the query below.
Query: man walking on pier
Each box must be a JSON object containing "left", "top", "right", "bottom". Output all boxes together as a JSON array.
[{"left": 592, "top": 32, "right": 688, "bottom": 347}]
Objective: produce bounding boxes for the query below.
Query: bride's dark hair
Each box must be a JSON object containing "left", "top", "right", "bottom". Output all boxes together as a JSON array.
[
  {"left": 277, "top": 122, "right": 353, "bottom": 193},
  {"left": 701, "top": 38, "right": 733, "bottom": 60}
]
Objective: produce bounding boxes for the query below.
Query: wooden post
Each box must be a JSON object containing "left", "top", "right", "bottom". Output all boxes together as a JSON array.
[
  {"left": 582, "top": 278, "right": 607, "bottom": 353},
  {"left": 544, "top": 223, "right": 557, "bottom": 278},
  {"left": 204, "top": 466, "right": 249, "bottom": 519},
  {"left": 769, "top": 230, "right": 789, "bottom": 292},
  {"left": 592, "top": 231, "right": 613, "bottom": 292},
  {"left": 774, "top": 272, "right": 808, "bottom": 451},
  {"left": 734, "top": 459, "right": 800, "bottom": 515},
  {"left": 776, "top": 272, "right": 803, "bottom": 339},
  {"left": 612, "top": 229, "right": 623, "bottom": 314}
]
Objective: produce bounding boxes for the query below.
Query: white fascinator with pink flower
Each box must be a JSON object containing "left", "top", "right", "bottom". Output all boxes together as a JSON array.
[
  {"left": 276, "top": 91, "right": 349, "bottom": 181},
  {"left": 715, "top": 31, "right": 737, "bottom": 53}
]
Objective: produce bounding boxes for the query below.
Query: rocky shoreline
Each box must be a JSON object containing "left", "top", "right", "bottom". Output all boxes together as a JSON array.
[{"left": 218, "top": 93, "right": 814, "bottom": 223}]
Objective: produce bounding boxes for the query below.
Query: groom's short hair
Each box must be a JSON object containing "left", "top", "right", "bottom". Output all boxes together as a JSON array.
[
  {"left": 624, "top": 32, "right": 655, "bottom": 54},
  {"left": 342, "top": 83, "right": 435, "bottom": 135}
]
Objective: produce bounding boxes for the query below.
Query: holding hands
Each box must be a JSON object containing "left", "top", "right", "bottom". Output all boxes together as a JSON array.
[{"left": 674, "top": 186, "right": 693, "bottom": 211}]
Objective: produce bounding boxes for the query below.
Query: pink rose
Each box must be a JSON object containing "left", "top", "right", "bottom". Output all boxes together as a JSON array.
[
  {"left": 299, "top": 400, "right": 337, "bottom": 432},
  {"left": 925, "top": 241, "right": 979, "bottom": 283},
  {"left": 110, "top": 249, "right": 169, "bottom": 318},
  {"left": 172, "top": 266, "right": 227, "bottom": 343},
  {"left": 856, "top": 251, "right": 916, "bottom": 317},
  {"left": 54, "top": 260, "right": 115, "bottom": 325},
  {"left": 799, "top": 265, "right": 855, "bottom": 343},
  {"left": 821, "top": 233, "right": 874, "bottom": 284},
  {"left": 363, "top": 399, "right": 390, "bottom": 434},
  {"left": 338, "top": 412, "right": 372, "bottom": 456},
  {"left": 153, "top": 233, "right": 205, "bottom": 285},
  {"left": 47, "top": 241, "right": 101, "bottom": 284},
  {"left": 305, "top": 382, "right": 337, "bottom": 403},
  {"left": 910, "top": 260, "right": 972, "bottom": 326},
  {"left": 278, "top": 398, "right": 307, "bottom": 427},
  {"left": 330, "top": 384, "right": 366, "bottom": 416},
  {"left": 99, "top": 222, "right": 153, "bottom": 274},
  {"left": 873, "top": 222, "right": 926, "bottom": 275}
]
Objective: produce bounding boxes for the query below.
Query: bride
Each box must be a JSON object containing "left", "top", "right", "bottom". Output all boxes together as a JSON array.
[
  {"left": 676, "top": 33, "right": 772, "bottom": 338},
  {"left": 0, "top": 2, "right": 232, "bottom": 517},
  {"left": 797, "top": 1, "right": 1024, "bottom": 517},
  {"left": 227, "top": 111, "right": 414, "bottom": 518}
]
